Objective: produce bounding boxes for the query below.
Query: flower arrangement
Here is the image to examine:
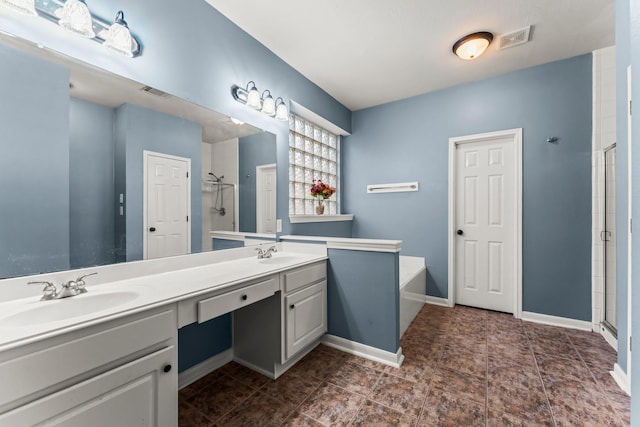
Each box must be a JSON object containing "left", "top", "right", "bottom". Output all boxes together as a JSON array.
[{"left": 310, "top": 180, "right": 336, "bottom": 199}]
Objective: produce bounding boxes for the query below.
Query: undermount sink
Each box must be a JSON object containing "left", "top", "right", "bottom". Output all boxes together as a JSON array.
[
  {"left": 1, "top": 291, "right": 140, "bottom": 328},
  {"left": 258, "top": 255, "right": 303, "bottom": 265}
]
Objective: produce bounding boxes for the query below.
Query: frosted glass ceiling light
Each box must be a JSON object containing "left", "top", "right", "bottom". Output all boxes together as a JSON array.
[
  {"left": 58, "top": 0, "right": 95, "bottom": 38},
  {"left": 452, "top": 31, "right": 493, "bottom": 60},
  {"left": 103, "top": 11, "right": 133, "bottom": 57},
  {"left": 261, "top": 90, "right": 276, "bottom": 116},
  {"left": 0, "top": 0, "right": 36, "bottom": 16},
  {"left": 274, "top": 98, "right": 288, "bottom": 121}
]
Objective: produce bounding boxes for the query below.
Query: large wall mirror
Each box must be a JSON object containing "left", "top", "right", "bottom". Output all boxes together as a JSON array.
[{"left": 0, "top": 35, "right": 277, "bottom": 280}]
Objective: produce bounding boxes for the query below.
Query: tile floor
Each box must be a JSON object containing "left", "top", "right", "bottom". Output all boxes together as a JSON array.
[{"left": 178, "top": 304, "right": 630, "bottom": 426}]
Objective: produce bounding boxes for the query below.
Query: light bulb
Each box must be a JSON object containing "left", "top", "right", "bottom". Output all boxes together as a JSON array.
[
  {"left": 103, "top": 11, "right": 133, "bottom": 57},
  {"left": 261, "top": 91, "right": 275, "bottom": 116},
  {"left": 275, "top": 99, "right": 288, "bottom": 121},
  {"left": 58, "top": 0, "right": 95, "bottom": 38},
  {"left": 0, "top": 0, "right": 36, "bottom": 16},
  {"left": 246, "top": 83, "right": 261, "bottom": 109}
]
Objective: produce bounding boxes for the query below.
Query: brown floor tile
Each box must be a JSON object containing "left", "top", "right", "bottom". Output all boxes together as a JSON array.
[
  {"left": 178, "top": 401, "right": 215, "bottom": 427},
  {"left": 487, "top": 361, "right": 544, "bottom": 392},
  {"left": 342, "top": 352, "right": 389, "bottom": 372},
  {"left": 221, "top": 361, "right": 271, "bottom": 389},
  {"left": 487, "top": 341, "right": 536, "bottom": 366},
  {"left": 439, "top": 347, "right": 487, "bottom": 378},
  {"left": 487, "top": 383, "right": 554, "bottom": 426},
  {"left": 369, "top": 373, "right": 430, "bottom": 417},
  {"left": 543, "top": 375, "right": 603, "bottom": 402},
  {"left": 577, "top": 345, "right": 618, "bottom": 370},
  {"left": 286, "top": 348, "right": 346, "bottom": 381},
  {"left": 525, "top": 323, "right": 571, "bottom": 343},
  {"left": 352, "top": 400, "right": 418, "bottom": 426},
  {"left": 384, "top": 354, "right": 437, "bottom": 384},
  {"left": 186, "top": 374, "right": 256, "bottom": 421},
  {"left": 567, "top": 330, "right": 614, "bottom": 351},
  {"left": 298, "top": 382, "right": 365, "bottom": 426},
  {"left": 280, "top": 412, "right": 325, "bottom": 426},
  {"left": 550, "top": 395, "right": 625, "bottom": 427},
  {"left": 214, "top": 391, "right": 294, "bottom": 427},
  {"left": 326, "top": 360, "right": 382, "bottom": 396},
  {"left": 259, "top": 371, "right": 319, "bottom": 406},
  {"left": 536, "top": 354, "right": 595, "bottom": 384},
  {"left": 530, "top": 337, "right": 581, "bottom": 360},
  {"left": 419, "top": 389, "right": 484, "bottom": 427},
  {"left": 430, "top": 367, "right": 485, "bottom": 404}
]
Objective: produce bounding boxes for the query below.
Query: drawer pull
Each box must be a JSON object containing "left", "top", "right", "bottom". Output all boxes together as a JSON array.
[
  {"left": 241, "top": 294, "right": 248, "bottom": 301},
  {"left": 163, "top": 364, "right": 172, "bottom": 373},
  {"left": 289, "top": 304, "right": 295, "bottom": 309}
]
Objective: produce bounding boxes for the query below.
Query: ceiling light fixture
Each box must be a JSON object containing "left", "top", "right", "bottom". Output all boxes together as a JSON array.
[
  {"left": 231, "top": 82, "right": 289, "bottom": 121},
  {"left": 0, "top": 0, "right": 36, "bottom": 16},
  {"left": 58, "top": 0, "right": 95, "bottom": 38},
  {"left": 452, "top": 31, "right": 493, "bottom": 60}
]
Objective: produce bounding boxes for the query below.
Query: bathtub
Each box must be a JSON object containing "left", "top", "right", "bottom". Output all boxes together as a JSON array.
[{"left": 399, "top": 256, "right": 427, "bottom": 337}]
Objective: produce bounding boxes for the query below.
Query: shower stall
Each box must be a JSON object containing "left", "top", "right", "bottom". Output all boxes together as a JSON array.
[
  {"left": 203, "top": 174, "right": 237, "bottom": 233},
  {"left": 602, "top": 143, "right": 617, "bottom": 335}
]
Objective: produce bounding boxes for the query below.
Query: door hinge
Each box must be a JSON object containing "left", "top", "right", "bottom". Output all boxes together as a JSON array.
[
  {"left": 186, "top": 171, "right": 189, "bottom": 178},
  {"left": 186, "top": 216, "right": 189, "bottom": 222},
  {"left": 630, "top": 100, "right": 632, "bottom": 116},
  {"left": 630, "top": 336, "right": 632, "bottom": 352}
]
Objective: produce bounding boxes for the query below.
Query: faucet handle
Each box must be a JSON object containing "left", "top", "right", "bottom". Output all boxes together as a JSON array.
[
  {"left": 75, "top": 272, "right": 97, "bottom": 293},
  {"left": 28, "top": 281, "right": 58, "bottom": 300}
]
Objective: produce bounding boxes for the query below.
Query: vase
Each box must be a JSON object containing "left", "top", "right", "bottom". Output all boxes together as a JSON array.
[{"left": 315, "top": 199, "right": 325, "bottom": 215}]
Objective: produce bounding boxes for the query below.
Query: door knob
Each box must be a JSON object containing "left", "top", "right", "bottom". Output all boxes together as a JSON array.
[
  {"left": 456, "top": 229, "right": 463, "bottom": 235},
  {"left": 149, "top": 227, "right": 156, "bottom": 232}
]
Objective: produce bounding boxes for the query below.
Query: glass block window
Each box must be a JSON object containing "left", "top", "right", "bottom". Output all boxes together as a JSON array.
[{"left": 289, "top": 114, "right": 339, "bottom": 215}]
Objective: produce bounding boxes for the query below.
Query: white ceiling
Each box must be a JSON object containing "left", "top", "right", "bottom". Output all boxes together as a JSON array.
[{"left": 206, "top": 0, "right": 615, "bottom": 111}]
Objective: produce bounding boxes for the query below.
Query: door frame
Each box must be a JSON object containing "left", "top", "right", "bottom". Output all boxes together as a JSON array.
[
  {"left": 447, "top": 128, "right": 523, "bottom": 317},
  {"left": 142, "top": 150, "right": 192, "bottom": 260},
  {"left": 256, "top": 163, "right": 276, "bottom": 233}
]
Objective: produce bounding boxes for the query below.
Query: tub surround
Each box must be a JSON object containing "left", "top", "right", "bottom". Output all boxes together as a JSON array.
[{"left": 0, "top": 243, "right": 325, "bottom": 352}]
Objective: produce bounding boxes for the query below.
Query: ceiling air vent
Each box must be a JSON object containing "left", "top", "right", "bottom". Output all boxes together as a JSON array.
[
  {"left": 498, "top": 26, "right": 531, "bottom": 50},
  {"left": 140, "top": 85, "right": 170, "bottom": 98}
]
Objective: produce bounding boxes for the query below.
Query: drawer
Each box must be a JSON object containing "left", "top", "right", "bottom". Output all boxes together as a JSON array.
[
  {"left": 282, "top": 261, "right": 326, "bottom": 294},
  {"left": 0, "top": 309, "right": 175, "bottom": 410},
  {"left": 198, "top": 277, "right": 278, "bottom": 323}
]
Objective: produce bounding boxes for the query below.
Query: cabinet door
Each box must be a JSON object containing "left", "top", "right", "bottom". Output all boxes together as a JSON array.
[
  {"left": 285, "top": 281, "right": 327, "bottom": 360},
  {"left": 0, "top": 346, "right": 176, "bottom": 427}
]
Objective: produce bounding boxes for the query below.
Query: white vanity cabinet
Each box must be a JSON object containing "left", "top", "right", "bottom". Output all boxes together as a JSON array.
[
  {"left": 234, "top": 260, "right": 327, "bottom": 378},
  {"left": 0, "top": 306, "right": 177, "bottom": 427}
]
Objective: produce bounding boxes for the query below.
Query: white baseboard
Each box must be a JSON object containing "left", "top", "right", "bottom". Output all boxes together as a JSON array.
[
  {"left": 521, "top": 311, "right": 592, "bottom": 331},
  {"left": 611, "top": 363, "right": 631, "bottom": 396},
  {"left": 178, "top": 349, "right": 233, "bottom": 389},
  {"left": 423, "top": 295, "right": 451, "bottom": 307},
  {"left": 322, "top": 334, "right": 404, "bottom": 368},
  {"left": 599, "top": 323, "right": 618, "bottom": 351}
]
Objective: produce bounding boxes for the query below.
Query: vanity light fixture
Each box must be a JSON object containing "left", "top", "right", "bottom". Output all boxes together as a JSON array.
[
  {"left": 58, "top": 0, "right": 95, "bottom": 38},
  {"left": 0, "top": 0, "right": 142, "bottom": 57},
  {"left": 231, "top": 81, "right": 289, "bottom": 121},
  {"left": 452, "top": 31, "right": 493, "bottom": 60},
  {"left": 103, "top": 11, "right": 134, "bottom": 57},
  {"left": 0, "top": 0, "right": 36, "bottom": 16}
]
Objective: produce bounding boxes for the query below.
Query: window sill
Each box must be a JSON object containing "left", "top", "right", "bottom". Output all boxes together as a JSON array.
[{"left": 289, "top": 214, "right": 354, "bottom": 224}]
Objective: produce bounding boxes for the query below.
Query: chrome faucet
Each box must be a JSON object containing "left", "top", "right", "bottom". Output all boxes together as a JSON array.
[
  {"left": 255, "top": 245, "right": 278, "bottom": 259},
  {"left": 28, "top": 272, "right": 97, "bottom": 301}
]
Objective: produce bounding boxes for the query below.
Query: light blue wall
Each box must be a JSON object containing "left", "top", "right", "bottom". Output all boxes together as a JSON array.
[
  {"left": 344, "top": 55, "right": 593, "bottom": 321},
  {"left": 0, "top": 44, "right": 70, "bottom": 278},
  {"left": 327, "top": 249, "right": 400, "bottom": 353},
  {"left": 212, "top": 238, "right": 244, "bottom": 251},
  {"left": 238, "top": 132, "right": 277, "bottom": 232},
  {"left": 69, "top": 98, "right": 116, "bottom": 269},
  {"left": 114, "top": 104, "right": 203, "bottom": 261},
  {"left": 616, "top": 0, "right": 631, "bottom": 375},
  {"left": 178, "top": 315, "right": 231, "bottom": 373},
  {"left": 0, "top": 0, "right": 351, "bottom": 238}
]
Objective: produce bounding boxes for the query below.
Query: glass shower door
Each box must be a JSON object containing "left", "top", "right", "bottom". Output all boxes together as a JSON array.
[{"left": 603, "top": 144, "right": 617, "bottom": 335}]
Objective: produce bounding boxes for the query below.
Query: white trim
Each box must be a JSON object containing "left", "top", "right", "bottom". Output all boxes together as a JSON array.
[
  {"left": 367, "top": 181, "right": 419, "bottom": 194},
  {"left": 626, "top": 65, "right": 633, "bottom": 385},
  {"left": 143, "top": 150, "right": 192, "bottom": 260},
  {"left": 290, "top": 100, "right": 350, "bottom": 136},
  {"left": 289, "top": 214, "right": 354, "bottom": 223},
  {"left": 178, "top": 348, "right": 233, "bottom": 390},
  {"left": 210, "top": 230, "right": 276, "bottom": 241},
  {"left": 612, "top": 363, "right": 631, "bottom": 396},
  {"left": 322, "top": 334, "right": 404, "bottom": 368},
  {"left": 521, "top": 311, "right": 593, "bottom": 331},
  {"left": 600, "top": 323, "right": 618, "bottom": 351},
  {"left": 424, "top": 295, "right": 452, "bottom": 307},
  {"left": 256, "top": 163, "right": 277, "bottom": 234},
  {"left": 279, "top": 235, "right": 402, "bottom": 253},
  {"left": 448, "top": 128, "right": 523, "bottom": 317}
]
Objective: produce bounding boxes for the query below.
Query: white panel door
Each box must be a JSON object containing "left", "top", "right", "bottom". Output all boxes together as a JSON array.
[
  {"left": 145, "top": 152, "right": 190, "bottom": 260},
  {"left": 257, "top": 164, "right": 277, "bottom": 233},
  {"left": 455, "top": 136, "right": 515, "bottom": 313}
]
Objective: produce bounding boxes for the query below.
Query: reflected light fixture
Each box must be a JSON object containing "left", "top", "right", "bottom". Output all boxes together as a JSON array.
[
  {"left": 58, "top": 0, "right": 95, "bottom": 38},
  {"left": 452, "top": 31, "right": 493, "bottom": 60},
  {"left": 103, "top": 10, "right": 134, "bottom": 57},
  {"left": 231, "top": 81, "right": 289, "bottom": 121},
  {"left": 230, "top": 117, "right": 244, "bottom": 125},
  {"left": 0, "top": 0, "right": 36, "bottom": 16}
]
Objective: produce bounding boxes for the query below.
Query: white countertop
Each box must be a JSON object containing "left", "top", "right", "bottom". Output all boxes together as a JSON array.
[{"left": 0, "top": 249, "right": 326, "bottom": 352}]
